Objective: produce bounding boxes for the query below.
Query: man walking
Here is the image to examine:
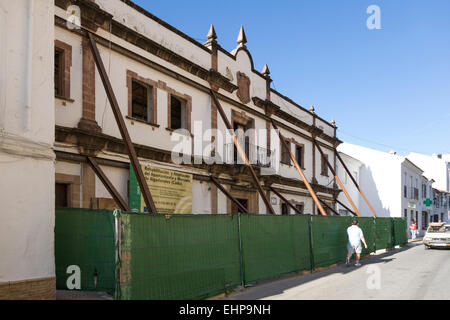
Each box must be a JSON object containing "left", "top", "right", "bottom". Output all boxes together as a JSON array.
[{"left": 346, "top": 219, "right": 368, "bottom": 267}]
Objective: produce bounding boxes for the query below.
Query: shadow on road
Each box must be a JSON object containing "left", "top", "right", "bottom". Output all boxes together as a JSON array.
[{"left": 224, "top": 243, "right": 420, "bottom": 300}]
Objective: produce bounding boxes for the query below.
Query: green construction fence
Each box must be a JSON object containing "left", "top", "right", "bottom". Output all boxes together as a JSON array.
[
  {"left": 54, "top": 208, "right": 116, "bottom": 294},
  {"left": 54, "top": 209, "right": 407, "bottom": 300}
]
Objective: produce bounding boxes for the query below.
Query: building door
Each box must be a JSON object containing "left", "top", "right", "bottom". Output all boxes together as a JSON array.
[{"left": 231, "top": 198, "right": 249, "bottom": 215}]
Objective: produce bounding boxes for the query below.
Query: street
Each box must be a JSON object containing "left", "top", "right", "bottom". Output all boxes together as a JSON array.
[{"left": 224, "top": 243, "right": 450, "bottom": 300}]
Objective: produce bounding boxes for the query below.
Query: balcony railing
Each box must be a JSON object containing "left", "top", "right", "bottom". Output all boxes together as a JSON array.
[{"left": 223, "top": 143, "right": 273, "bottom": 167}]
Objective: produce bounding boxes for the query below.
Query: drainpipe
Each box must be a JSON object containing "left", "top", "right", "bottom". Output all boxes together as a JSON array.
[{"left": 24, "top": 0, "right": 33, "bottom": 132}]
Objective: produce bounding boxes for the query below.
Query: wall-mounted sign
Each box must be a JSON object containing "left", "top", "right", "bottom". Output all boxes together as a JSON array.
[
  {"left": 129, "top": 164, "right": 192, "bottom": 214},
  {"left": 423, "top": 198, "right": 433, "bottom": 207},
  {"left": 408, "top": 202, "right": 417, "bottom": 209}
]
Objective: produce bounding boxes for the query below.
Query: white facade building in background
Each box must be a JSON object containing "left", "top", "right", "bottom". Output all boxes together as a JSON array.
[{"left": 337, "top": 143, "right": 435, "bottom": 237}]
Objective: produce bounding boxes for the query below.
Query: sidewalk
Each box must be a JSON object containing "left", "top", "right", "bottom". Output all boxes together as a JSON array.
[{"left": 408, "top": 237, "right": 423, "bottom": 243}]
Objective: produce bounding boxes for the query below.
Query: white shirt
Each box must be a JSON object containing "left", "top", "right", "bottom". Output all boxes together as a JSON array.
[{"left": 347, "top": 225, "right": 364, "bottom": 246}]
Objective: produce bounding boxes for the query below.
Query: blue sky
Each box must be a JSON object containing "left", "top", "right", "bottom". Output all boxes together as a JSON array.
[{"left": 132, "top": 0, "right": 450, "bottom": 156}]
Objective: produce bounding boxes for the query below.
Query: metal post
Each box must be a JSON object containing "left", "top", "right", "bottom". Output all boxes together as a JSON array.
[
  {"left": 87, "top": 32, "right": 157, "bottom": 214},
  {"left": 335, "top": 151, "right": 378, "bottom": 217},
  {"left": 210, "top": 90, "right": 276, "bottom": 215},
  {"left": 318, "top": 198, "right": 340, "bottom": 216},
  {"left": 308, "top": 214, "right": 315, "bottom": 272},
  {"left": 314, "top": 140, "right": 361, "bottom": 217},
  {"left": 269, "top": 187, "right": 303, "bottom": 215},
  {"left": 237, "top": 212, "right": 245, "bottom": 287},
  {"left": 335, "top": 198, "right": 357, "bottom": 217},
  {"left": 210, "top": 177, "right": 249, "bottom": 215},
  {"left": 87, "top": 157, "right": 130, "bottom": 211},
  {"left": 270, "top": 119, "right": 327, "bottom": 216}
]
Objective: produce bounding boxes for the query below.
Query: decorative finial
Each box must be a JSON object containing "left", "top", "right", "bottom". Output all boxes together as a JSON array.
[
  {"left": 237, "top": 25, "right": 247, "bottom": 47},
  {"left": 207, "top": 24, "right": 217, "bottom": 40},
  {"left": 262, "top": 64, "right": 270, "bottom": 77},
  {"left": 331, "top": 119, "right": 336, "bottom": 127},
  {"left": 310, "top": 105, "right": 315, "bottom": 113}
]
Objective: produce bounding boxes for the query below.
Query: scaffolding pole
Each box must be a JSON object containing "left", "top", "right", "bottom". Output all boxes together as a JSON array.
[
  {"left": 313, "top": 140, "right": 361, "bottom": 217},
  {"left": 210, "top": 90, "right": 276, "bottom": 215}
]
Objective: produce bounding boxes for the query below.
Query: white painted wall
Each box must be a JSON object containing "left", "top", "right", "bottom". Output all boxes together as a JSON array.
[
  {"left": 0, "top": 0, "right": 55, "bottom": 283},
  {"left": 337, "top": 143, "right": 404, "bottom": 218},
  {"left": 408, "top": 152, "right": 450, "bottom": 192}
]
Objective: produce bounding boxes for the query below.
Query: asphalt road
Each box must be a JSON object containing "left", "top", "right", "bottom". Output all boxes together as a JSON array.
[{"left": 224, "top": 243, "right": 450, "bottom": 300}]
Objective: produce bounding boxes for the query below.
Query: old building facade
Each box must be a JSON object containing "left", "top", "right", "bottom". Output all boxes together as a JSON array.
[{"left": 53, "top": 0, "right": 341, "bottom": 216}]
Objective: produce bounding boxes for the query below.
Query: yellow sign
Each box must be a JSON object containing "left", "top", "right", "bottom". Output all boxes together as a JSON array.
[{"left": 138, "top": 165, "right": 193, "bottom": 214}]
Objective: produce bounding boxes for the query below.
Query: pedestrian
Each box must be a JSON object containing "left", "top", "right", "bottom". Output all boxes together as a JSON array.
[
  {"left": 346, "top": 219, "right": 368, "bottom": 267},
  {"left": 409, "top": 219, "right": 417, "bottom": 239}
]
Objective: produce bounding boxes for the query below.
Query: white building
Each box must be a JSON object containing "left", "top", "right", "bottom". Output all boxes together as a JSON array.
[
  {"left": 0, "top": 0, "right": 55, "bottom": 299},
  {"left": 337, "top": 143, "right": 434, "bottom": 236},
  {"left": 408, "top": 153, "right": 450, "bottom": 192},
  {"left": 1, "top": 0, "right": 346, "bottom": 299}
]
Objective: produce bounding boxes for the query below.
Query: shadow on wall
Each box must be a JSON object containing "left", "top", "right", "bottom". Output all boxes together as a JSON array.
[{"left": 358, "top": 164, "right": 392, "bottom": 217}]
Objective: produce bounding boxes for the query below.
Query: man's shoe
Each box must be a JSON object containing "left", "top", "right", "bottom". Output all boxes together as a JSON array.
[
  {"left": 346, "top": 258, "right": 350, "bottom": 266},
  {"left": 354, "top": 262, "right": 362, "bottom": 267}
]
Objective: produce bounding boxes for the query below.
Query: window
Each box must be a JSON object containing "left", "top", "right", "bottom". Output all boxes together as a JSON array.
[
  {"left": 281, "top": 202, "right": 289, "bottom": 215},
  {"left": 295, "top": 144, "right": 304, "bottom": 168},
  {"left": 55, "top": 183, "right": 68, "bottom": 208},
  {"left": 404, "top": 185, "right": 407, "bottom": 198},
  {"left": 280, "top": 139, "right": 291, "bottom": 165},
  {"left": 295, "top": 203, "right": 304, "bottom": 214},
  {"left": 321, "top": 154, "right": 329, "bottom": 176},
  {"left": 170, "top": 95, "right": 188, "bottom": 130},
  {"left": 131, "top": 80, "right": 154, "bottom": 123},
  {"left": 404, "top": 209, "right": 407, "bottom": 218},
  {"left": 54, "top": 40, "right": 72, "bottom": 99},
  {"left": 54, "top": 49, "right": 63, "bottom": 96}
]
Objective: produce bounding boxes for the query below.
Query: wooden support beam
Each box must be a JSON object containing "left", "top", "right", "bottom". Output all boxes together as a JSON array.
[
  {"left": 335, "top": 198, "right": 357, "bottom": 217},
  {"left": 269, "top": 187, "right": 303, "bottom": 215},
  {"left": 87, "top": 32, "right": 157, "bottom": 214},
  {"left": 270, "top": 120, "right": 327, "bottom": 216},
  {"left": 318, "top": 197, "right": 339, "bottom": 216},
  {"left": 335, "top": 151, "right": 378, "bottom": 217},
  {"left": 87, "top": 157, "right": 130, "bottom": 212},
  {"left": 210, "top": 177, "right": 249, "bottom": 215},
  {"left": 313, "top": 140, "right": 361, "bottom": 217},
  {"left": 210, "top": 90, "right": 276, "bottom": 215}
]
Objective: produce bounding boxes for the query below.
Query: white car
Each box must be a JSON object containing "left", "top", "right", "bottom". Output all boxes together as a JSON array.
[{"left": 423, "top": 223, "right": 450, "bottom": 249}]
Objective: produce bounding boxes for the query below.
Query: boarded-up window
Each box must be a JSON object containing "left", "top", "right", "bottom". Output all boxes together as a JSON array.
[{"left": 132, "top": 80, "right": 154, "bottom": 123}]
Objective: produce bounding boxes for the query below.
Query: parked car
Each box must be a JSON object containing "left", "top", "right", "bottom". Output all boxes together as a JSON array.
[{"left": 423, "top": 223, "right": 450, "bottom": 249}]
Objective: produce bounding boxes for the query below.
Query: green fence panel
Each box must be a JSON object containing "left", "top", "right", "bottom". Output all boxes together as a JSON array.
[
  {"left": 375, "top": 218, "right": 392, "bottom": 250},
  {"left": 55, "top": 208, "right": 116, "bottom": 293},
  {"left": 356, "top": 217, "right": 376, "bottom": 256},
  {"left": 239, "top": 214, "right": 311, "bottom": 284},
  {"left": 311, "top": 215, "right": 353, "bottom": 268},
  {"left": 392, "top": 218, "right": 407, "bottom": 246},
  {"left": 119, "top": 214, "right": 241, "bottom": 300}
]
